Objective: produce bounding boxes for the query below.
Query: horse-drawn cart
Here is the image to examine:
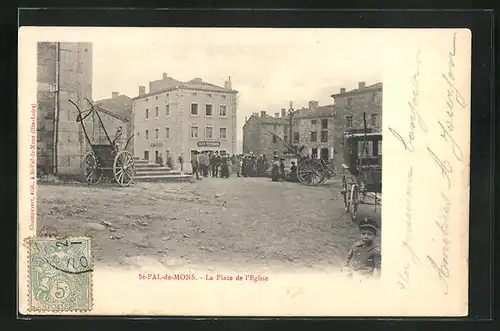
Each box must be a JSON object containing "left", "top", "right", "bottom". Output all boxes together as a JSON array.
[
  {"left": 340, "top": 114, "right": 382, "bottom": 221},
  {"left": 69, "top": 98, "right": 136, "bottom": 187},
  {"left": 267, "top": 131, "right": 335, "bottom": 186}
]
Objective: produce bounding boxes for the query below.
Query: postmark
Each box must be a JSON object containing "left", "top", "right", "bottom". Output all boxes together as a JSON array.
[{"left": 27, "top": 236, "right": 93, "bottom": 312}]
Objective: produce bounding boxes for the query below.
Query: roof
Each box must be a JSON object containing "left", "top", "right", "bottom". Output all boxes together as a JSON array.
[
  {"left": 94, "top": 95, "right": 133, "bottom": 121},
  {"left": 294, "top": 105, "right": 335, "bottom": 118},
  {"left": 133, "top": 78, "right": 237, "bottom": 100},
  {"left": 331, "top": 82, "right": 383, "bottom": 98}
]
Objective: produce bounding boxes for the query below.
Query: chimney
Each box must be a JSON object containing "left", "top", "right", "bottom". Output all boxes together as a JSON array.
[
  {"left": 281, "top": 108, "right": 286, "bottom": 117},
  {"left": 260, "top": 111, "right": 266, "bottom": 117},
  {"left": 275, "top": 113, "right": 280, "bottom": 118},
  {"left": 340, "top": 87, "right": 346, "bottom": 94},
  {"left": 224, "top": 76, "right": 232, "bottom": 90},
  {"left": 358, "top": 81, "right": 366, "bottom": 89},
  {"left": 308, "top": 101, "right": 318, "bottom": 110},
  {"left": 112, "top": 92, "right": 119, "bottom": 98},
  {"left": 138, "top": 86, "right": 146, "bottom": 96},
  {"left": 162, "top": 72, "right": 168, "bottom": 79}
]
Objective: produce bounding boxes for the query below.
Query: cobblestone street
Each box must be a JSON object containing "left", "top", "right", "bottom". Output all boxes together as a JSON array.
[{"left": 37, "top": 177, "right": 381, "bottom": 272}]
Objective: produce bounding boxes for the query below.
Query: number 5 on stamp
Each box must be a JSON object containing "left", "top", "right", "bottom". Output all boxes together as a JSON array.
[{"left": 27, "top": 237, "right": 93, "bottom": 312}]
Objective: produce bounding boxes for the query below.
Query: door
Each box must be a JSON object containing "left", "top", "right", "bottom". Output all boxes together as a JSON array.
[
  {"left": 311, "top": 148, "right": 318, "bottom": 158},
  {"left": 144, "top": 150, "right": 149, "bottom": 161},
  {"left": 320, "top": 148, "right": 329, "bottom": 162}
]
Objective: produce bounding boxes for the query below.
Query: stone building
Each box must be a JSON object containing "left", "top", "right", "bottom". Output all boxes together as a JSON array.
[
  {"left": 330, "top": 81, "right": 383, "bottom": 164},
  {"left": 242, "top": 109, "right": 289, "bottom": 159},
  {"left": 242, "top": 101, "right": 335, "bottom": 161},
  {"left": 132, "top": 73, "right": 238, "bottom": 171},
  {"left": 37, "top": 42, "right": 92, "bottom": 176}
]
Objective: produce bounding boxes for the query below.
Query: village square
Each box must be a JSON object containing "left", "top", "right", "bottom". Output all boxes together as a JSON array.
[{"left": 35, "top": 41, "right": 382, "bottom": 275}]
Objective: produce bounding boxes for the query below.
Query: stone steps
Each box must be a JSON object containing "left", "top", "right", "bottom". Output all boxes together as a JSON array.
[{"left": 132, "top": 157, "right": 190, "bottom": 182}]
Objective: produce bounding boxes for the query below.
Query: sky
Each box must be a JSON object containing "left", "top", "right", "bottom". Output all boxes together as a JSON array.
[{"left": 90, "top": 28, "right": 385, "bottom": 143}]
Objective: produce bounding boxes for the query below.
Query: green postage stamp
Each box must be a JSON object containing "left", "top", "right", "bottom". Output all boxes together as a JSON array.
[{"left": 27, "top": 236, "right": 93, "bottom": 312}]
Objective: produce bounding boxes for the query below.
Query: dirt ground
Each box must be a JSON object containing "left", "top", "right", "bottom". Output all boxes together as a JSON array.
[{"left": 36, "top": 176, "right": 381, "bottom": 272}]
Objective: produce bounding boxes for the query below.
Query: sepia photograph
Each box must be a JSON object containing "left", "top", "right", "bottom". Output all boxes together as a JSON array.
[{"left": 18, "top": 27, "right": 470, "bottom": 316}]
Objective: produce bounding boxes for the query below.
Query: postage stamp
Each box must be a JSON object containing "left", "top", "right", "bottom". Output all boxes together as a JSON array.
[{"left": 27, "top": 236, "right": 93, "bottom": 312}]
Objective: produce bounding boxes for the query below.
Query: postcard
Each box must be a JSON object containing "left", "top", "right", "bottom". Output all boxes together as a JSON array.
[{"left": 18, "top": 27, "right": 471, "bottom": 316}]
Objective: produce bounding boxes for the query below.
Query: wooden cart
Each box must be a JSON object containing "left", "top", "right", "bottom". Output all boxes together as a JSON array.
[{"left": 70, "top": 98, "right": 135, "bottom": 187}]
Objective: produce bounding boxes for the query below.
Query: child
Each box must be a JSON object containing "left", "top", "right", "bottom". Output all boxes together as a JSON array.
[{"left": 344, "top": 218, "right": 381, "bottom": 278}]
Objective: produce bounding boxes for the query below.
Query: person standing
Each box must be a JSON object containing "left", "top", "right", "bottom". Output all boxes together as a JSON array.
[
  {"left": 191, "top": 152, "right": 200, "bottom": 180},
  {"left": 178, "top": 154, "right": 184, "bottom": 172},
  {"left": 344, "top": 218, "right": 381, "bottom": 279},
  {"left": 213, "top": 151, "right": 221, "bottom": 178}
]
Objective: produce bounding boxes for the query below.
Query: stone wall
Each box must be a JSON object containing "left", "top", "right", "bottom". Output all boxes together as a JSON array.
[{"left": 36, "top": 42, "right": 93, "bottom": 177}]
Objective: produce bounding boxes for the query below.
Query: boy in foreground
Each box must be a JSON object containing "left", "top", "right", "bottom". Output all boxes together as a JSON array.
[{"left": 344, "top": 218, "right": 381, "bottom": 279}]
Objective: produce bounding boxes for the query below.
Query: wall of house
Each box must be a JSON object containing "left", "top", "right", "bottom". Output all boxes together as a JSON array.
[
  {"left": 295, "top": 116, "right": 335, "bottom": 160},
  {"left": 36, "top": 42, "right": 93, "bottom": 177},
  {"left": 133, "top": 89, "right": 182, "bottom": 165},
  {"left": 332, "top": 84, "right": 382, "bottom": 165},
  {"left": 181, "top": 89, "right": 237, "bottom": 171},
  {"left": 133, "top": 88, "right": 237, "bottom": 171}
]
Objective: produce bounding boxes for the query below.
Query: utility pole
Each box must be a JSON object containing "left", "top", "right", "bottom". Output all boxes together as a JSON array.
[{"left": 288, "top": 101, "right": 294, "bottom": 147}]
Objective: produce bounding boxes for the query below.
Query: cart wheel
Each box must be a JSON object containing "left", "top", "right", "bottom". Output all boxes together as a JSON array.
[
  {"left": 341, "top": 175, "right": 350, "bottom": 212},
  {"left": 297, "top": 159, "right": 326, "bottom": 186},
  {"left": 82, "top": 151, "right": 103, "bottom": 185},
  {"left": 113, "top": 150, "right": 135, "bottom": 187},
  {"left": 349, "top": 184, "right": 359, "bottom": 221}
]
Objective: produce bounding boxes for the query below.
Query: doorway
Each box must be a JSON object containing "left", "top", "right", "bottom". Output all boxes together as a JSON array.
[
  {"left": 320, "top": 148, "right": 329, "bottom": 161},
  {"left": 155, "top": 150, "right": 159, "bottom": 162},
  {"left": 144, "top": 150, "right": 149, "bottom": 161}
]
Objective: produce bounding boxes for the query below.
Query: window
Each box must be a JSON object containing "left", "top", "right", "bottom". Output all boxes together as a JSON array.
[
  {"left": 273, "top": 124, "right": 277, "bottom": 131},
  {"left": 208, "top": 94, "right": 212, "bottom": 98},
  {"left": 145, "top": 109, "right": 149, "bottom": 119},
  {"left": 320, "top": 130, "right": 328, "bottom": 142},
  {"left": 191, "top": 103, "right": 199, "bottom": 116},
  {"left": 310, "top": 131, "right": 317, "bottom": 142},
  {"left": 371, "top": 114, "right": 378, "bottom": 126},
  {"left": 321, "top": 119, "right": 328, "bottom": 130},
  {"left": 145, "top": 130, "right": 149, "bottom": 140},
  {"left": 165, "top": 104, "right": 170, "bottom": 116},
  {"left": 293, "top": 132, "right": 300, "bottom": 142},
  {"left": 219, "top": 105, "right": 227, "bottom": 117},
  {"left": 219, "top": 127, "right": 227, "bottom": 139},
  {"left": 205, "top": 104, "right": 213, "bottom": 116},
  {"left": 63, "top": 156, "right": 71, "bottom": 166},
  {"left": 155, "top": 106, "right": 159, "bottom": 117},
  {"left": 192, "top": 92, "right": 197, "bottom": 96},
  {"left": 284, "top": 125, "right": 288, "bottom": 133},
  {"left": 155, "top": 128, "right": 159, "bottom": 140},
  {"left": 222, "top": 95, "right": 226, "bottom": 99},
  {"left": 165, "top": 127, "right": 170, "bottom": 139},
  {"left": 205, "top": 126, "right": 213, "bottom": 139},
  {"left": 146, "top": 98, "right": 149, "bottom": 102},
  {"left": 311, "top": 119, "right": 317, "bottom": 125},
  {"left": 346, "top": 98, "right": 354, "bottom": 107},
  {"left": 155, "top": 96, "right": 158, "bottom": 100},
  {"left": 284, "top": 134, "right": 288, "bottom": 142},
  {"left": 166, "top": 93, "right": 169, "bottom": 97},
  {"left": 272, "top": 135, "right": 277, "bottom": 143},
  {"left": 378, "top": 140, "right": 382, "bottom": 156},
  {"left": 190, "top": 126, "right": 199, "bottom": 138},
  {"left": 346, "top": 116, "right": 353, "bottom": 127}
]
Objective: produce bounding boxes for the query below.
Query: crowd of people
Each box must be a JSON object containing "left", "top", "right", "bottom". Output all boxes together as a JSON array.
[{"left": 186, "top": 150, "right": 299, "bottom": 182}]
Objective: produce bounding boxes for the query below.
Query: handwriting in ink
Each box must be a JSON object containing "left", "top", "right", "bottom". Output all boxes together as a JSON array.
[
  {"left": 427, "top": 147, "right": 452, "bottom": 189},
  {"left": 440, "top": 31, "right": 465, "bottom": 163},
  {"left": 438, "top": 121, "right": 464, "bottom": 162},
  {"left": 426, "top": 193, "right": 451, "bottom": 295},
  {"left": 389, "top": 49, "right": 427, "bottom": 153}
]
